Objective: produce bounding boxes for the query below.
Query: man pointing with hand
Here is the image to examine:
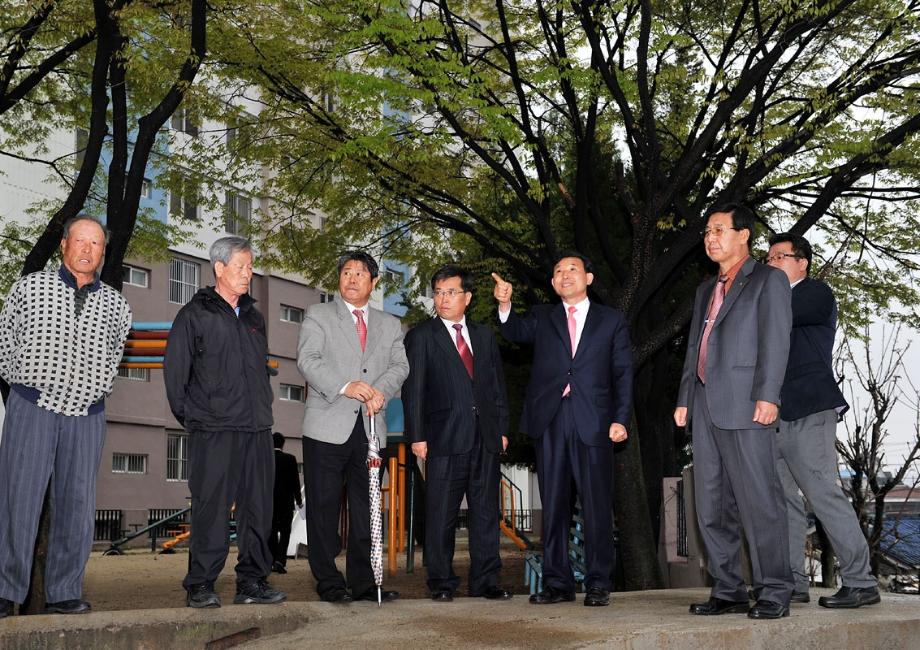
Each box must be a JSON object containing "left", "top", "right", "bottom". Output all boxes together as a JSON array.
[{"left": 493, "top": 253, "right": 632, "bottom": 608}]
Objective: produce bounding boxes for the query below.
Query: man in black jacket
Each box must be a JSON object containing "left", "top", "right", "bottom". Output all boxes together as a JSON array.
[
  {"left": 164, "top": 236, "right": 285, "bottom": 609},
  {"left": 403, "top": 265, "right": 512, "bottom": 602},
  {"left": 269, "top": 432, "right": 302, "bottom": 573},
  {"left": 767, "top": 233, "right": 879, "bottom": 609}
]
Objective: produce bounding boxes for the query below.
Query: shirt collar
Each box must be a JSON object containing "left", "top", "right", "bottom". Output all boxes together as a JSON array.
[
  {"left": 440, "top": 315, "right": 468, "bottom": 329},
  {"left": 790, "top": 277, "right": 805, "bottom": 289},
  {"left": 562, "top": 296, "right": 590, "bottom": 314},
  {"left": 343, "top": 300, "right": 368, "bottom": 319},
  {"left": 58, "top": 265, "right": 101, "bottom": 292}
]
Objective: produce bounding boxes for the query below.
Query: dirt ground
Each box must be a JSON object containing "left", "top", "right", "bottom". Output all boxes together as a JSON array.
[{"left": 83, "top": 536, "right": 528, "bottom": 611}]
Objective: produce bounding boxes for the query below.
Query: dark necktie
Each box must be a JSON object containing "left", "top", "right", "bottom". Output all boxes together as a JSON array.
[
  {"left": 452, "top": 323, "right": 473, "bottom": 378},
  {"left": 697, "top": 275, "right": 727, "bottom": 383},
  {"left": 353, "top": 309, "right": 367, "bottom": 352}
]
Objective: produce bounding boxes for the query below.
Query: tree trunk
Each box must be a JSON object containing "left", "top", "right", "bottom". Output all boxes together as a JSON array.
[{"left": 614, "top": 416, "right": 664, "bottom": 590}]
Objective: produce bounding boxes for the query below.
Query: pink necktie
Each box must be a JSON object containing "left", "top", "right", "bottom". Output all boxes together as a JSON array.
[
  {"left": 452, "top": 324, "right": 474, "bottom": 378},
  {"left": 697, "top": 276, "right": 727, "bottom": 383},
  {"left": 353, "top": 309, "right": 367, "bottom": 352},
  {"left": 563, "top": 305, "right": 577, "bottom": 396}
]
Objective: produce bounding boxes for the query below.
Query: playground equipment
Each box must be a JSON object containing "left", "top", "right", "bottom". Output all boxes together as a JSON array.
[{"left": 119, "top": 321, "right": 280, "bottom": 370}]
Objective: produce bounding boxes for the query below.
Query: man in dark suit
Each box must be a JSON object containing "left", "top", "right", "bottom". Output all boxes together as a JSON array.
[
  {"left": 297, "top": 251, "right": 409, "bottom": 603},
  {"left": 269, "top": 432, "right": 303, "bottom": 574},
  {"left": 766, "top": 233, "right": 880, "bottom": 609},
  {"left": 492, "top": 252, "right": 632, "bottom": 607},
  {"left": 674, "top": 203, "right": 794, "bottom": 619},
  {"left": 403, "top": 265, "right": 512, "bottom": 602}
]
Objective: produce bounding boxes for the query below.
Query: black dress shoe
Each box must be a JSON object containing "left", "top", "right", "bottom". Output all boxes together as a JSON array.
[
  {"left": 431, "top": 590, "right": 453, "bottom": 602},
  {"left": 529, "top": 587, "right": 576, "bottom": 604},
  {"left": 477, "top": 586, "right": 512, "bottom": 600},
  {"left": 583, "top": 588, "right": 610, "bottom": 607},
  {"left": 271, "top": 561, "right": 287, "bottom": 574},
  {"left": 0, "top": 598, "right": 14, "bottom": 618},
  {"left": 790, "top": 591, "right": 810, "bottom": 604},
  {"left": 689, "top": 597, "right": 749, "bottom": 615},
  {"left": 44, "top": 599, "right": 92, "bottom": 615},
  {"left": 818, "top": 586, "right": 880, "bottom": 609},
  {"left": 321, "top": 588, "right": 353, "bottom": 603},
  {"left": 354, "top": 588, "right": 399, "bottom": 602},
  {"left": 187, "top": 583, "right": 220, "bottom": 608},
  {"left": 748, "top": 599, "right": 789, "bottom": 619}
]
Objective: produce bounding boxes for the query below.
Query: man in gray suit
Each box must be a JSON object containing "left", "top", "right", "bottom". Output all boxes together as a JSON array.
[
  {"left": 674, "top": 203, "right": 794, "bottom": 619},
  {"left": 297, "top": 251, "right": 409, "bottom": 603},
  {"left": 766, "top": 233, "right": 880, "bottom": 608}
]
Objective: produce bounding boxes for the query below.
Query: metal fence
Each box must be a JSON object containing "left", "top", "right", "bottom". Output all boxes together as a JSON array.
[
  {"left": 94, "top": 509, "right": 123, "bottom": 542},
  {"left": 676, "top": 479, "right": 689, "bottom": 557},
  {"left": 455, "top": 509, "right": 533, "bottom": 532},
  {"left": 147, "top": 508, "right": 189, "bottom": 538}
]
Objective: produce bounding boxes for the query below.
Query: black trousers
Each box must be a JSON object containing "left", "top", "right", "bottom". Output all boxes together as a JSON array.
[
  {"left": 183, "top": 429, "right": 274, "bottom": 589},
  {"left": 268, "top": 503, "right": 294, "bottom": 566},
  {"left": 535, "top": 397, "right": 615, "bottom": 592},
  {"left": 302, "top": 415, "right": 374, "bottom": 598},
  {"left": 425, "top": 430, "right": 502, "bottom": 595}
]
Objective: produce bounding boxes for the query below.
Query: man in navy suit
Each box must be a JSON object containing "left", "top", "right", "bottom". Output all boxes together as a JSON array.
[
  {"left": 766, "top": 233, "right": 880, "bottom": 609},
  {"left": 492, "top": 252, "right": 632, "bottom": 607},
  {"left": 403, "top": 265, "right": 512, "bottom": 602}
]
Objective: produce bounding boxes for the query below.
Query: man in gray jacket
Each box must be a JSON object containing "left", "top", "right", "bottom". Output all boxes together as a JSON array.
[
  {"left": 297, "top": 251, "right": 409, "bottom": 603},
  {"left": 674, "top": 203, "right": 794, "bottom": 619}
]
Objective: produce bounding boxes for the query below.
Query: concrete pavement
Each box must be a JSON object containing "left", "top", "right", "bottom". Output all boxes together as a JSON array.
[{"left": 2, "top": 588, "right": 918, "bottom": 649}]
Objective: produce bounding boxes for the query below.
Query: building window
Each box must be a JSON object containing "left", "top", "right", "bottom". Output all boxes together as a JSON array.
[
  {"left": 319, "top": 216, "right": 327, "bottom": 231},
  {"left": 169, "top": 176, "right": 198, "bottom": 222},
  {"left": 280, "top": 304, "right": 304, "bottom": 324},
  {"left": 280, "top": 383, "right": 305, "bottom": 402},
  {"left": 226, "top": 113, "right": 254, "bottom": 149},
  {"left": 225, "top": 191, "right": 252, "bottom": 235},
  {"left": 319, "top": 291, "right": 332, "bottom": 304},
  {"left": 169, "top": 258, "right": 199, "bottom": 305},
  {"left": 170, "top": 106, "right": 198, "bottom": 136},
  {"left": 112, "top": 453, "right": 147, "bottom": 474},
  {"left": 117, "top": 367, "right": 150, "bottom": 381},
  {"left": 141, "top": 178, "right": 151, "bottom": 198},
  {"left": 123, "top": 264, "right": 149, "bottom": 288},
  {"left": 167, "top": 432, "right": 189, "bottom": 482},
  {"left": 383, "top": 268, "right": 404, "bottom": 287}
]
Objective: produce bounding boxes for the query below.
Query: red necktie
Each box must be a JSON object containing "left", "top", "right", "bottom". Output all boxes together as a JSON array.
[
  {"left": 563, "top": 305, "right": 577, "bottom": 396},
  {"left": 697, "top": 276, "right": 727, "bottom": 383},
  {"left": 452, "top": 323, "right": 474, "bottom": 378},
  {"left": 354, "top": 309, "right": 367, "bottom": 352}
]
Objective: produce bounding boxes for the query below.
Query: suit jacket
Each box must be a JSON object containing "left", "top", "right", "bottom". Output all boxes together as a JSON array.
[
  {"left": 403, "top": 317, "right": 509, "bottom": 457},
  {"left": 500, "top": 302, "right": 633, "bottom": 447},
  {"left": 273, "top": 449, "right": 302, "bottom": 512},
  {"left": 779, "top": 277, "right": 848, "bottom": 421},
  {"left": 677, "top": 257, "right": 792, "bottom": 430},
  {"left": 297, "top": 299, "right": 410, "bottom": 448}
]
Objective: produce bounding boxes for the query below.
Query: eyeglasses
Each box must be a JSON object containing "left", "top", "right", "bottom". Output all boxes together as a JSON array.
[
  {"left": 701, "top": 225, "right": 740, "bottom": 239},
  {"left": 433, "top": 289, "right": 467, "bottom": 298},
  {"left": 764, "top": 253, "right": 802, "bottom": 264}
]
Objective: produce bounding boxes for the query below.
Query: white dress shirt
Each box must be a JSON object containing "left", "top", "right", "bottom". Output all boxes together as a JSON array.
[
  {"left": 440, "top": 315, "right": 473, "bottom": 355},
  {"left": 498, "top": 297, "right": 590, "bottom": 353}
]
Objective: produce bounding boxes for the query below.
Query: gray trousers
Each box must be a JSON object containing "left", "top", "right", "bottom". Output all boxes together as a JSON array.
[
  {"left": 692, "top": 386, "right": 794, "bottom": 605},
  {"left": 0, "top": 390, "right": 106, "bottom": 603},
  {"left": 776, "top": 409, "right": 875, "bottom": 592}
]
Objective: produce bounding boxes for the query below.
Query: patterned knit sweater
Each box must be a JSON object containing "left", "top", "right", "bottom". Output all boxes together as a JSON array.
[{"left": 0, "top": 268, "right": 132, "bottom": 416}]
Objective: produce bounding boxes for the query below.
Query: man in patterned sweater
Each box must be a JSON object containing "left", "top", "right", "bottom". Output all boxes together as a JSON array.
[{"left": 0, "top": 216, "right": 132, "bottom": 617}]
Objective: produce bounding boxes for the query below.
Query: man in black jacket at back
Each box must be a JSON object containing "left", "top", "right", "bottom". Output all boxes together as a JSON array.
[
  {"left": 269, "top": 432, "right": 302, "bottom": 573},
  {"left": 164, "top": 236, "right": 285, "bottom": 609},
  {"left": 766, "top": 233, "right": 879, "bottom": 609}
]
